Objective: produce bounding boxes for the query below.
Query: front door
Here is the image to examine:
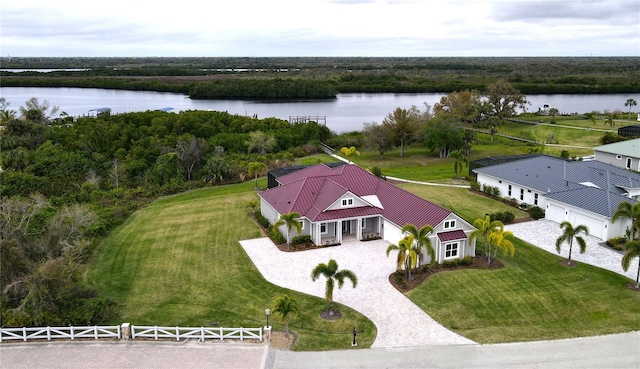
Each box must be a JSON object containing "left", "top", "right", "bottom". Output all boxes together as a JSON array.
[{"left": 342, "top": 220, "right": 351, "bottom": 234}]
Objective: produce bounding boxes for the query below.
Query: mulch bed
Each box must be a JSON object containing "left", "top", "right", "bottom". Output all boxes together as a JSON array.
[
  {"left": 389, "top": 256, "right": 504, "bottom": 293},
  {"left": 559, "top": 260, "right": 578, "bottom": 267},
  {"left": 320, "top": 309, "right": 342, "bottom": 320}
]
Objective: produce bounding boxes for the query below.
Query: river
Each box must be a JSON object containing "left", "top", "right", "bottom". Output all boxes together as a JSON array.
[{"left": 1, "top": 87, "right": 638, "bottom": 133}]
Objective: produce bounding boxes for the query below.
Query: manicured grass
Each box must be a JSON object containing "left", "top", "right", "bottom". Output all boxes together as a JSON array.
[
  {"left": 398, "top": 184, "right": 529, "bottom": 223},
  {"left": 85, "top": 183, "right": 376, "bottom": 351},
  {"left": 407, "top": 238, "right": 640, "bottom": 343}
]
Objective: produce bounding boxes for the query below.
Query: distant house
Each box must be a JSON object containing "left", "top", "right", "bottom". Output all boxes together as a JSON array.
[
  {"left": 259, "top": 164, "right": 476, "bottom": 264},
  {"left": 593, "top": 138, "right": 640, "bottom": 171},
  {"left": 473, "top": 155, "right": 640, "bottom": 240}
]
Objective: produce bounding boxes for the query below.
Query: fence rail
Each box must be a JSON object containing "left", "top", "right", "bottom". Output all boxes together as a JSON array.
[
  {"left": 0, "top": 325, "right": 121, "bottom": 342},
  {"left": 131, "top": 326, "right": 262, "bottom": 342},
  {"left": 1, "top": 325, "right": 263, "bottom": 343}
]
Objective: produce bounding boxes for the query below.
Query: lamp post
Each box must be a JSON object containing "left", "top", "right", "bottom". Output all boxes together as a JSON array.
[
  {"left": 352, "top": 327, "right": 357, "bottom": 347},
  {"left": 265, "top": 308, "right": 270, "bottom": 328}
]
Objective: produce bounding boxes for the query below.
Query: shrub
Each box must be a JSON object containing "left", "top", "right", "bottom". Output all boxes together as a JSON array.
[
  {"left": 529, "top": 206, "right": 545, "bottom": 220},
  {"left": 606, "top": 237, "right": 626, "bottom": 251},
  {"left": 292, "top": 235, "right": 311, "bottom": 244},
  {"left": 256, "top": 212, "right": 271, "bottom": 228},
  {"left": 269, "top": 227, "right": 287, "bottom": 244},
  {"left": 490, "top": 211, "right": 515, "bottom": 224},
  {"left": 470, "top": 180, "right": 480, "bottom": 191},
  {"left": 491, "top": 186, "right": 500, "bottom": 197},
  {"left": 370, "top": 166, "right": 386, "bottom": 180}
]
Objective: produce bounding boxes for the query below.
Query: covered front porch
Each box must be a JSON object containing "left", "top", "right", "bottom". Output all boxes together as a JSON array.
[{"left": 311, "top": 216, "right": 382, "bottom": 246}]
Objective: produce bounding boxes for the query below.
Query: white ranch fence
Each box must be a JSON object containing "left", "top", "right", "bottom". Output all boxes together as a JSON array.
[
  {"left": 0, "top": 326, "right": 121, "bottom": 342},
  {"left": 131, "top": 326, "right": 262, "bottom": 342},
  {"left": 1, "top": 325, "right": 263, "bottom": 343}
]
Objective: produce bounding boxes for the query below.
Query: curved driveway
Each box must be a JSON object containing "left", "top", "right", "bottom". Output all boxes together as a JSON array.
[{"left": 239, "top": 237, "right": 474, "bottom": 348}]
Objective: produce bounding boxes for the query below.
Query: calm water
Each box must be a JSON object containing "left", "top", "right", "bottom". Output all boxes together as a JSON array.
[{"left": 1, "top": 87, "right": 638, "bottom": 133}]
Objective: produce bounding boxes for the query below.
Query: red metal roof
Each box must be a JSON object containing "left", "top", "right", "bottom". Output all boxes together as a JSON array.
[
  {"left": 437, "top": 230, "right": 467, "bottom": 242},
  {"left": 260, "top": 164, "right": 452, "bottom": 228}
]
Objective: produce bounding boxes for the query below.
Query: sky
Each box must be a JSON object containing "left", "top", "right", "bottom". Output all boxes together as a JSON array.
[{"left": 1, "top": 0, "right": 639, "bottom": 57}]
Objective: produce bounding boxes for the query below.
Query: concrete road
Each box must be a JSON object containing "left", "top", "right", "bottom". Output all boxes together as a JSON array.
[
  {"left": 268, "top": 331, "right": 640, "bottom": 369},
  {"left": 2, "top": 332, "right": 638, "bottom": 369}
]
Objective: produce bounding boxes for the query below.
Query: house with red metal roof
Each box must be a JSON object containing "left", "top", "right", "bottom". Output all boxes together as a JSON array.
[{"left": 259, "top": 163, "right": 476, "bottom": 264}]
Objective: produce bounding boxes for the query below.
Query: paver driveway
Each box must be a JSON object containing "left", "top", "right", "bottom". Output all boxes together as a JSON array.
[{"left": 239, "top": 237, "right": 474, "bottom": 348}]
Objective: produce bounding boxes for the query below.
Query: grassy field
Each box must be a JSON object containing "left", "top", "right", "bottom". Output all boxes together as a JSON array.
[
  {"left": 408, "top": 237, "right": 640, "bottom": 343},
  {"left": 85, "top": 180, "right": 376, "bottom": 351}
]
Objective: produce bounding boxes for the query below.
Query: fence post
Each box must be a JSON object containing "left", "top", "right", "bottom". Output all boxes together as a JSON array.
[
  {"left": 70, "top": 326, "right": 75, "bottom": 340},
  {"left": 176, "top": 326, "right": 179, "bottom": 342},
  {"left": 47, "top": 327, "right": 51, "bottom": 341},
  {"left": 263, "top": 326, "right": 271, "bottom": 343},
  {"left": 122, "top": 323, "right": 131, "bottom": 340},
  {"left": 23, "top": 327, "right": 27, "bottom": 342}
]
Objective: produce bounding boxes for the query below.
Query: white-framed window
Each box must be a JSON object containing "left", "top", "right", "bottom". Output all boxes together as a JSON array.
[
  {"left": 361, "top": 218, "right": 367, "bottom": 229},
  {"left": 508, "top": 185, "right": 512, "bottom": 196},
  {"left": 626, "top": 158, "right": 632, "bottom": 169},
  {"left": 520, "top": 189, "right": 524, "bottom": 201},
  {"left": 444, "top": 220, "right": 456, "bottom": 229},
  {"left": 444, "top": 242, "right": 459, "bottom": 259},
  {"left": 341, "top": 198, "right": 354, "bottom": 207},
  {"left": 534, "top": 193, "right": 539, "bottom": 205},
  {"left": 320, "top": 223, "right": 327, "bottom": 234},
  {"left": 299, "top": 220, "right": 304, "bottom": 230},
  {"left": 616, "top": 155, "right": 622, "bottom": 160}
]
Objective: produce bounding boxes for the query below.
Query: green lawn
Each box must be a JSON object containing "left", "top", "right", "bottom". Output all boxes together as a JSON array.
[
  {"left": 85, "top": 181, "right": 376, "bottom": 351},
  {"left": 408, "top": 238, "right": 640, "bottom": 343}
]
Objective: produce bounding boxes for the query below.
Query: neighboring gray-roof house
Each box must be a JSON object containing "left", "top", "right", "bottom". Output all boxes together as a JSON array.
[
  {"left": 593, "top": 138, "right": 640, "bottom": 171},
  {"left": 259, "top": 163, "right": 476, "bottom": 264},
  {"left": 473, "top": 155, "right": 640, "bottom": 240}
]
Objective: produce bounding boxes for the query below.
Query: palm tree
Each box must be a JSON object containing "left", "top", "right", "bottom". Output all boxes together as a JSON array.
[
  {"left": 625, "top": 98, "right": 637, "bottom": 120},
  {"left": 311, "top": 259, "right": 357, "bottom": 315},
  {"left": 622, "top": 239, "right": 640, "bottom": 289},
  {"left": 604, "top": 114, "right": 615, "bottom": 131},
  {"left": 273, "top": 212, "right": 302, "bottom": 249},
  {"left": 401, "top": 223, "right": 435, "bottom": 268},
  {"left": 386, "top": 235, "right": 418, "bottom": 280},
  {"left": 487, "top": 228, "right": 515, "bottom": 261},
  {"left": 272, "top": 294, "right": 298, "bottom": 336},
  {"left": 462, "top": 129, "right": 478, "bottom": 155},
  {"left": 555, "top": 221, "right": 589, "bottom": 263},
  {"left": 450, "top": 150, "right": 468, "bottom": 179},
  {"left": 339, "top": 146, "right": 360, "bottom": 164},
  {"left": 247, "top": 161, "right": 267, "bottom": 189},
  {"left": 612, "top": 202, "right": 640, "bottom": 241},
  {"left": 584, "top": 111, "right": 597, "bottom": 125},
  {"left": 470, "top": 215, "right": 505, "bottom": 265}
]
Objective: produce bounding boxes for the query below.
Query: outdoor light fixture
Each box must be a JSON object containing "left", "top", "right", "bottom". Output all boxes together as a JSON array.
[
  {"left": 352, "top": 327, "right": 357, "bottom": 347},
  {"left": 265, "top": 308, "right": 271, "bottom": 328}
]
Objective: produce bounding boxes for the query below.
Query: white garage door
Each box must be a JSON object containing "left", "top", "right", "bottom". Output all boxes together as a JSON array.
[
  {"left": 546, "top": 203, "right": 565, "bottom": 223},
  {"left": 383, "top": 221, "right": 403, "bottom": 245},
  {"left": 571, "top": 212, "right": 603, "bottom": 240}
]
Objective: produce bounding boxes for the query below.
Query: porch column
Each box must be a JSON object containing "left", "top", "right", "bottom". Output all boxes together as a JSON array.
[
  {"left": 337, "top": 221, "right": 342, "bottom": 243},
  {"left": 357, "top": 218, "right": 362, "bottom": 240},
  {"left": 315, "top": 223, "right": 321, "bottom": 245}
]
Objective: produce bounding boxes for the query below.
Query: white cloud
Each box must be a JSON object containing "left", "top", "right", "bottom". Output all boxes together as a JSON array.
[{"left": 0, "top": 0, "right": 638, "bottom": 56}]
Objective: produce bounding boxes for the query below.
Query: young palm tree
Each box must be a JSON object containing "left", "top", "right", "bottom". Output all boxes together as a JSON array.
[
  {"left": 622, "top": 239, "right": 640, "bottom": 289},
  {"left": 401, "top": 223, "right": 435, "bottom": 268},
  {"left": 612, "top": 202, "right": 640, "bottom": 241},
  {"left": 311, "top": 259, "right": 358, "bottom": 315},
  {"left": 386, "top": 235, "right": 418, "bottom": 280},
  {"left": 247, "top": 161, "right": 267, "bottom": 189},
  {"left": 450, "top": 150, "right": 468, "bottom": 179},
  {"left": 339, "top": 146, "right": 360, "bottom": 164},
  {"left": 584, "top": 111, "right": 597, "bottom": 125},
  {"left": 487, "top": 228, "right": 515, "bottom": 261},
  {"left": 272, "top": 294, "right": 298, "bottom": 336},
  {"left": 273, "top": 212, "right": 302, "bottom": 249},
  {"left": 604, "top": 114, "right": 614, "bottom": 131},
  {"left": 555, "top": 221, "right": 589, "bottom": 262},
  {"left": 470, "top": 215, "right": 505, "bottom": 265}
]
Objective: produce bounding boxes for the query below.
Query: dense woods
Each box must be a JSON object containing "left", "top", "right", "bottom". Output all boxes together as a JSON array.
[
  {"left": 0, "top": 104, "right": 331, "bottom": 326},
  {"left": 2, "top": 56, "right": 640, "bottom": 97}
]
